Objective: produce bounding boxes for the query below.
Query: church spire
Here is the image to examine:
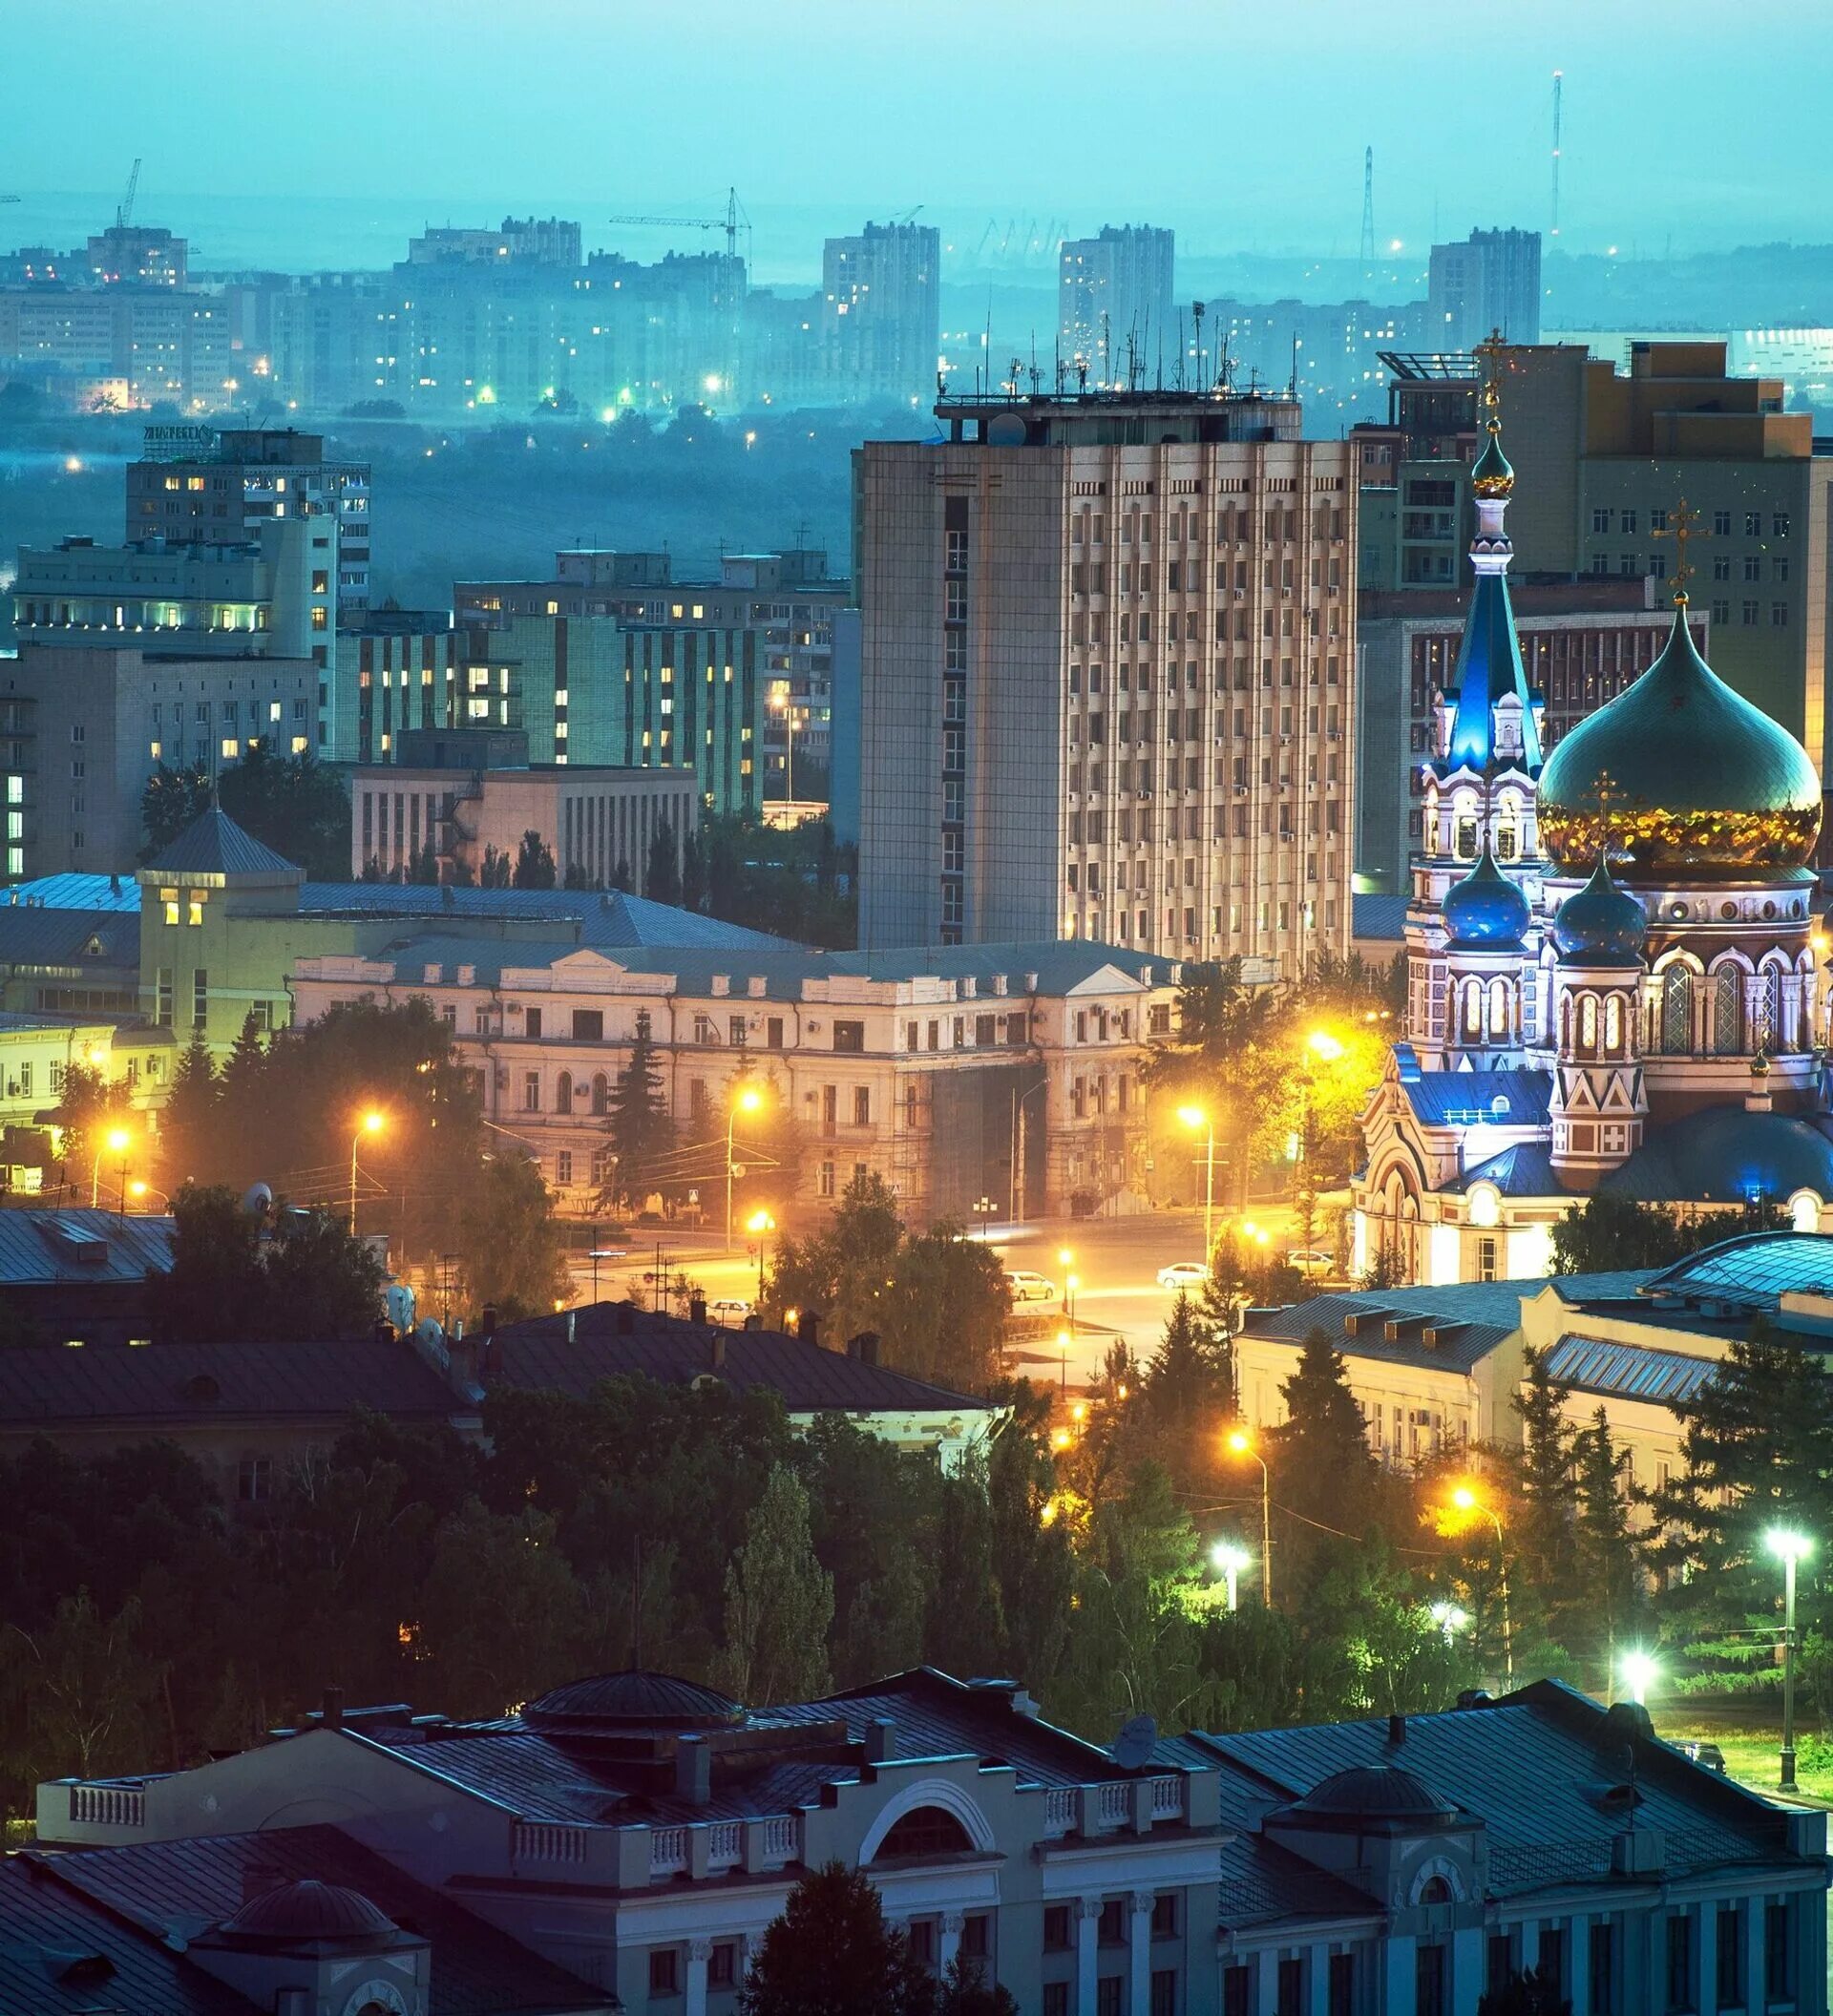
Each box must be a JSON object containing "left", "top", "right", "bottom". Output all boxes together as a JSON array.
[{"left": 1439, "top": 331, "right": 1543, "bottom": 779}]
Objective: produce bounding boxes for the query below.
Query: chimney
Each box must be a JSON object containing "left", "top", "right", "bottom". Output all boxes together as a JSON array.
[
  {"left": 689, "top": 1294, "right": 707, "bottom": 1326},
  {"left": 711, "top": 1332, "right": 727, "bottom": 1371},
  {"left": 481, "top": 1303, "right": 498, "bottom": 1339},
  {"left": 566, "top": 1309, "right": 577, "bottom": 1344},
  {"left": 743, "top": 1312, "right": 762, "bottom": 1331},
  {"left": 674, "top": 1733, "right": 711, "bottom": 1807},
  {"left": 447, "top": 1333, "right": 480, "bottom": 1395},
  {"left": 846, "top": 1330, "right": 881, "bottom": 1367},
  {"left": 321, "top": 1686, "right": 344, "bottom": 1731},
  {"left": 616, "top": 1302, "right": 636, "bottom": 1335},
  {"left": 796, "top": 1310, "right": 820, "bottom": 1349},
  {"left": 864, "top": 1716, "right": 895, "bottom": 1763},
  {"left": 1387, "top": 1712, "right": 1406, "bottom": 1746}
]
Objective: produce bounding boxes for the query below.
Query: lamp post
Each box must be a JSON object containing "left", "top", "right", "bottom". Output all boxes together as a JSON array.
[
  {"left": 1057, "top": 1328, "right": 1070, "bottom": 1395},
  {"left": 588, "top": 1247, "right": 621, "bottom": 1304},
  {"left": 747, "top": 1208, "right": 775, "bottom": 1302},
  {"left": 1177, "top": 1106, "right": 1217, "bottom": 1257},
  {"left": 1452, "top": 1483, "right": 1513, "bottom": 1687},
  {"left": 726, "top": 1085, "right": 764, "bottom": 1253},
  {"left": 1226, "top": 1430, "right": 1272, "bottom": 1606},
  {"left": 1211, "top": 1539, "right": 1253, "bottom": 1613},
  {"left": 349, "top": 1110, "right": 384, "bottom": 1235},
  {"left": 975, "top": 1194, "right": 996, "bottom": 1239},
  {"left": 1428, "top": 1600, "right": 1469, "bottom": 1646},
  {"left": 92, "top": 1125, "right": 131, "bottom": 1210},
  {"left": 770, "top": 686, "right": 795, "bottom": 807},
  {"left": 1767, "top": 1527, "right": 1812, "bottom": 1789},
  {"left": 1619, "top": 1649, "right": 1657, "bottom": 1709}
]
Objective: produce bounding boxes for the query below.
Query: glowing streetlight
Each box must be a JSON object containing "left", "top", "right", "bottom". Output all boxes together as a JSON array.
[
  {"left": 1619, "top": 1648, "right": 1657, "bottom": 1708},
  {"left": 726, "top": 1083, "right": 766, "bottom": 1252},
  {"left": 1211, "top": 1539, "right": 1253, "bottom": 1612},
  {"left": 350, "top": 1109, "right": 385, "bottom": 1233},
  {"left": 1178, "top": 1104, "right": 1218, "bottom": 1255},
  {"left": 747, "top": 1207, "right": 776, "bottom": 1301},
  {"left": 92, "top": 1124, "right": 132, "bottom": 1209},
  {"left": 1307, "top": 1029, "right": 1345, "bottom": 1062},
  {"left": 1428, "top": 1599, "right": 1469, "bottom": 1644},
  {"left": 1448, "top": 1483, "right": 1512, "bottom": 1687},
  {"left": 1226, "top": 1430, "right": 1273, "bottom": 1606},
  {"left": 1767, "top": 1527, "right": 1812, "bottom": 1788},
  {"left": 769, "top": 686, "right": 797, "bottom": 804}
]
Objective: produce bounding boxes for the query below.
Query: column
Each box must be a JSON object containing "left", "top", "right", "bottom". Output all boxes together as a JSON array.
[
  {"left": 1696, "top": 1905, "right": 1715, "bottom": 2016},
  {"left": 1452, "top": 1925, "right": 1486, "bottom": 2016},
  {"left": 1129, "top": 1892, "right": 1153, "bottom": 2016},
  {"left": 1307, "top": 1946, "right": 1329, "bottom": 2016},
  {"left": 1076, "top": 1898, "right": 1102, "bottom": 2016},
  {"left": 941, "top": 1912, "right": 964, "bottom": 1976},
  {"left": 1743, "top": 1899, "right": 1765, "bottom": 2016},
  {"left": 1565, "top": 1918, "right": 1590, "bottom": 2016},
  {"left": 685, "top": 1937, "right": 711, "bottom": 2016},
  {"left": 1381, "top": 1936, "right": 1415, "bottom": 2015}
]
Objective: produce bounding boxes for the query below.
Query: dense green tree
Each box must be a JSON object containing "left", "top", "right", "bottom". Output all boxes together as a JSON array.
[
  {"left": 140, "top": 764, "right": 214, "bottom": 856},
  {"left": 718, "top": 1464, "right": 833, "bottom": 1703},
  {"left": 1510, "top": 1345, "right": 1578, "bottom": 1604},
  {"left": 1550, "top": 1192, "right": 1788, "bottom": 1274},
  {"left": 478, "top": 845, "right": 511, "bottom": 888},
  {"left": 415, "top": 1501, "right": 586, "bottom": 1718},
  {"left": 645, "top": 814, "right": 682, "bottom": 905},
  {"left": 1144, "top": 1293, "right": 1218, "bottom": 1427},
  {"left": 611, "top": 854, "right": 633, "bottom": 892},
  {"left": 740, "top": 1863, "right": 936, "bottom": 2016},
  {"left": 1272, "top": 1326, "right": 1380, "bottom": 1545},
  {"left": 513, "top": 829, "right": 556, "bottom": 889},
  {"left": 50, "top": 1060, "right": 133, "bottom": 1205},
  {"left": 453, "top": 1154, "right": 567, "bottom": 1320},
  {"left": 920, "top": 1456, "right": 1007, "bottom": 1678},
  {"left": 1571, "top": 1407, "right": 1644, "bottom": 1685},
  {"left": 938, "top": 1958, "right": 1019, "bottom": 2016},
  {"left": 604, "top": 1010, "right": 674, "bottom": 1208},
  {"left": 217, "top": 742, "right": 350, "bottom": 878},
  {"left": 407, "top": 839, "right": 440, "bottom": 885},
  {"left": 800, "top": 1416, "right": 937, "bottom": 1688},
  {"left": 159, "top": 1031, "right": 220, "bottom": 1187},
  {"left": 0, "top": 1588, "right": 165, "bottom": 1783}
]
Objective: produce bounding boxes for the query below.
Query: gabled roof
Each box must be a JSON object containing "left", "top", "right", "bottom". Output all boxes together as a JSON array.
[
  {"left": 144, "top": 809, "right": 300, "bottom": 879},
  {"left": 1400, "top": 1067, "right": 1551, "bottom": 1130},
  {"left": 0, "top": 1209, "right": 176, "bottom": 1288},
  {"left": 28, "top": 1824, "right": 607, "bottom": 2016},
  {"left": 0, "top": 906, "right": 136, "bottom": 970},
  {"left": 1442, "top": 1140, "right": 1562, "bottom": 1196},
  {"left": 295, "top": 883, "right": 789, "bottom": 950},
  {"left": 484, "top": 1305, "right": 988, "bottom": 1416},
  {"left": 0, "top": 1336, "right": 460, "bottom": 1428}
]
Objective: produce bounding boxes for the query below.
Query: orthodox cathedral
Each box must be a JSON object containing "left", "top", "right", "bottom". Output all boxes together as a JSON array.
[{"left": 1352, "top": 373, "right": 1831, "bottom": 1285}]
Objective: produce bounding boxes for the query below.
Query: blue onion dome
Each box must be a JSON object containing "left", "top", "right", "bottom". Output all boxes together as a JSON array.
[
  {"left": 1539, "top": 599, "right": 1822, "bottom": 876},
  {"left": 1550, "top": 859, "right": 1648, "bottom": 966},
  {"left": 1442, "top": 845, "right": 1531, "bottom": 949},
  {"left": 1470, "top": 422, "right": 1514, "bottom": 499}
]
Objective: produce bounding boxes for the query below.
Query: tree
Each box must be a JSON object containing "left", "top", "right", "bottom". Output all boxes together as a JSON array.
[
  {"left": 605, "top": 1010, "right": 674, "bottom": 1208},
  {"left": 1145, "top": 1294, "right": 1218, "bottom": 1427},
  {"left": 407, "top": 839, "right": 441, "bottom": 885},
  {"left": 51, "top": 1061, "right": 131, "bottom": 1203},
  {"left": 1510, "top": 1345, "right": 1578, "bottom": 1608},
  {"left": 1571, "top": 1408, "right": 1644, "bottom": 1684},
  {"left": 920, "top": 1456, "right": 1006, "bottom": 1678},
  {"left": 217, "top": 742, "right": 350, "bottom": 878},
  {"left": 478, "top": 845, "right": 511, "bottom": 888},
  {"left": 1551, "top": 1192, "right": 1788, "bottom": 1274},
  {"left": 513, "top": 829, "right": 556, "bottom": 889},
  {"left": 453, "top": 1153, "right": 567, "bottom": 1320},
  {"left": 718, "top": 1464, "right": 833, "bottom": 1704},
  {"left": 645, "top": 814, "right": 682, "bottom": 905},
  {"left": 1272, "top": 1327, "right": 1380, "bottom": 1556},
  {"left": 740, "top": 1862, "right": 937, "bottom": 2016},
  {"left": 415, "top": 1501, "right": 586, "bottom": 1719},
  {"left": 140, "top": 764, "right": 213, "bottom": 856},
  {"left": 938, "top": 1958, "right": 1019, "bottom": 2016}
]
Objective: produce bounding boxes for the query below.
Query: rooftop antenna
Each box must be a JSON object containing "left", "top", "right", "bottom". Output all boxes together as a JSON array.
[
  {"left": 1550, "top": 72, "right": 1564, "bottom": 239},
  {"left": 1175, "top": 309, "right": 1187, "bottom": 391},
  {"left": 1359, "top": 145, "right": 1375, "bottom": 272},
  {"left": 1192, "top": 299, "right": 1206, "bottom": 392},
  {"left": 1101, "top": 310, "right": 1111, "bottom": 386},
  {"left": 1218, "top": 329, "right": 1233, "bottom": 395},
  {"left": 1288, "top": 332, "right": 1300, "bottom": 401}
]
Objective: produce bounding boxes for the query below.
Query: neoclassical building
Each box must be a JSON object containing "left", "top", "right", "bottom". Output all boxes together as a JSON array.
[{"left": 1354, "top": 388, "right": 1830, "bottom": 1285}]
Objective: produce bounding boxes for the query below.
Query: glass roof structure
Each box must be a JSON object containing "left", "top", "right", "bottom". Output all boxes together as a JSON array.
[{"left": 1638, "top": 1231, "right": 1833, "bottom": 1307}]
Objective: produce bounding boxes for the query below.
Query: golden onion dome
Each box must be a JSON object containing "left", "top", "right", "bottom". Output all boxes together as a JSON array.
[
  {"left": 1470, "top": 423, "right": 1514, "bottom": 499},
  {"left": 1538, "top": 600, "right": 1822, "bottom": 877}
]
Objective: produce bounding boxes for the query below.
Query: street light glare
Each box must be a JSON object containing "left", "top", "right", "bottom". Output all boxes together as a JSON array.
[
  {"left": 1176, "top": 1105, "right": 1207, "bottom": 1129},
  {"left": 1226, "top": 1430, "right": 1253, "bottom": 1455},
  {"left": 1451, "top": 1484, "right": 1478, "bottom": 1512},
  {"left": 747, "top": 1208, "right": 775, "bottom": 1233},
  {"left": 361, "top": 1110, "right": 385, "bottom": 1135},
  {"left": 736, "top": 1086, "right": 764, "bottom": 1113},
  {"left": 1307, "top": 1029, "right": 1345, "bottom": 1061},
  {"left": 105, "top": 1127, "right": 132, "bottom": 1153},
  {"left": 1620, "top": 1649, "right": 1658, "bottom": 1697},
  {"left": 1211, "top": 1540, "right": 1253, "bottom": 1572},
  {"left": 1766, "top": 1527, "right": 1813, "bottom": 1564}
]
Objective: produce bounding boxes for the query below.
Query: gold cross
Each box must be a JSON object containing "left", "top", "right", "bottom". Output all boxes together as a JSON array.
[
  {"left": 1474, "top": 326, "right": 1506, "bottom": 420},
  {"left": 1652, "top": 497, "right": 1704, "bottom": 603}
]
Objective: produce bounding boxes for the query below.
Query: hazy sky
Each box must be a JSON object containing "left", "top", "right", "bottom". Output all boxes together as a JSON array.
[{"left": 5, "top": 0, "right": 1826, "bottom": 276}]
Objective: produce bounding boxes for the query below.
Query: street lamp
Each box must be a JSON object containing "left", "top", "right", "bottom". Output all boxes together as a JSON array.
[
  {"left": 1428, "top": 1599, "right": 1469, "bottom": 1644},
  {"left": 1767, "top": 1527, "right": 1812, "bottom": 1789},
  {"left": 747, "top": 1208, "right": 776, "bottom": 1302},
  {"left": 350, "top": 1110, "right": 385, "bottom": 1234},
  {"left": 1211, "top": 1539, "right": 1253, "bottom": 1613},
  {"left": 93, "top": 1125, "right": 131, "bottom": 1209},
  {"left": 974, "top": 1194, "right": 996, "bottom": 1239},
  {"left": 727, "top": 1083, "right": 765, "bottom": 1252},
  {"left": 1177, "top": 1105, "right": 1218, "bottom": 1257},
  {"left": 1450, "top": 1482, "right": 1513, "bottom": 1687},
  {"left": 1056, "top": 1329, "right": 1070, "bottom": 1395},
  {"left": 588, "top": 1247, "right": 621, "bottom": 1303},
  {"left": 769, "top": 686, "right": 796, "bottom": 805},
  {"left": 1226, "top": 1429, "right": 1273, "bottom": 1606},
  {"left": 1619, "top": 1648, "right": 1657, "bottom": 1709}
]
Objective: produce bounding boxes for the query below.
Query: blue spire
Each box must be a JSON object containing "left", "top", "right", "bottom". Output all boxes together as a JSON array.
[{"left": 1443, "top": 570, "right": 1542, "bottom": 774}]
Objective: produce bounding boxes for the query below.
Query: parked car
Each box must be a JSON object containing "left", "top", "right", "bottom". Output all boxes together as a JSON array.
[
  {"left": 708, "top": 1297, "right": 752, "bottom": 1325},
  {"left": 1680, "top": 1741, "right": 1727, "bottom": 1775},
  {"left": 1286, "top": 1248, "right": 1335, "bottom": 1273},
  {"left": 1005, "top": 1270, "right": 1058, "bottom": 1302},
  {"left": 1156, "top": 1261, "right": 1210, "bottom": 1291}
]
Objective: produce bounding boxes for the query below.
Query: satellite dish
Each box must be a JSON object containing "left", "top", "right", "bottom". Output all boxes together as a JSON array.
[
  {"left": 1110, "top": 1712, "right": 1158, "bottom": 1771},
  {"left": 240, "top": 1182, "right": 274, "bottom": 1217},
  {"left": 386, "top": 1283, "right": 417, "bottom": 1333},
  {"left": 414, "top": 1316, "right": 444, "bottom": 1351},
  {"left": 986, "top": 412, "right": 1026, "bottom": 447}
]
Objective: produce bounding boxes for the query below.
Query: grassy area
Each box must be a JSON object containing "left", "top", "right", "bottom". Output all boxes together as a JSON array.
[{"left": 1657, "top": 1719, "right": 1833, "bottom": 1803}]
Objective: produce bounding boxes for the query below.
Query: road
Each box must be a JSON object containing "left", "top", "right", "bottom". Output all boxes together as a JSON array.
[{"left": 564, "top": 1204, "right": 1325, "bottom": 1385}]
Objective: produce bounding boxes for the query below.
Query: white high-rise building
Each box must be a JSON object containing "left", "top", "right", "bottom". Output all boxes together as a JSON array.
[
  {"left": 1058, "top": 225, "right": 1175, "bottom": 388},
  {"left": 854, "top": 389, "right": 1358, "bottom": 976}
]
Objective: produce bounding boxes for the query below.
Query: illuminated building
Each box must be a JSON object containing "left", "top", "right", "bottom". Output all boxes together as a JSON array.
[
  {"left": 821, "top": 220, "right": 939, "bottom": 408},
  {"left": 854, "top": 388, "right": 1357, "bottom": 973},
  {"left": 1426, "top": 226, "right": 1542, "bottom": 348},
  {"left": 1354, "top": 379, "right": 1833, "bottom": 1284},
  {"left": 1059, "top": 224, "right": 1175, "bottom": 388}
]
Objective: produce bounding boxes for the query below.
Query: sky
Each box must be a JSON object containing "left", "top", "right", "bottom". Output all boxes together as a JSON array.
[{"left": 4, "top": 0, "right": 1827, "bottom": 279}]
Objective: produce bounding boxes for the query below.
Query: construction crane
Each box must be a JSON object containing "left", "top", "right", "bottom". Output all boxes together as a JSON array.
[
  {"left": 0, "top": 196, "right": 19, "bottom": 206},
  {"left": 116, "top": 158, "right": 141, "bottom": 231},
  {"left": 605, "top": 186, "right": 750, "bottom": 268}
]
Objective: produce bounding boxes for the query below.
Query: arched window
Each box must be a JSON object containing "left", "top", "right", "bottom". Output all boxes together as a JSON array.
[
  {"left": 1660, "top": 968, "right": 1692, "bottom": 1055},
  {"left": 1759, "top": 966, "right": 1783, "bottom": 1052},
  {"left": 592, "top": 1072, "right": 610, "bottom": 1116},
  {"left": 1454, "top": 814, "right": 1479, "bottom": 860},
  {"left": 1487, "top": 977, "right": 1508, "bottom": 1040},
  {"left": 1578, "top": 994, "right": 1598, "bottom": 1057},
  {"left": 1712, "top": 970, "right": 1743, "bottom": 1056},
  {"left": 1604, "top": 993, "right": 1623, "bottom": 1056},
  {"left": 872, "top": 1805, "right": 976, "bottom": 1860},
  {"left": 1418, "top": 1877, "right": 1455, "bottom": 1905},
  {"left": 556, "top": 1071, "right": 573, "bottom": 1115},
  {"left": 1559, "top": 995, "right": 1572, "bottom": 1053}
]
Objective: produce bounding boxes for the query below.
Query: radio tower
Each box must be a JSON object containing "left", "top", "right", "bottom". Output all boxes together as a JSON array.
[
  {"left": 1549, "top": 72, "right": 1564, "bottom": 238},
  {"left": 1359, "top": 146, "right": 1376, "bottom": 270}
]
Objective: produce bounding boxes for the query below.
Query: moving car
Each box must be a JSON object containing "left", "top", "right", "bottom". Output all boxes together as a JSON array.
[
  {"left": 708, "top": 1297, "right": 752, "bottom": 1325},
  {"left": 1157, "top": 1260, "right": 1209, "bottom": 1291},
  {"left": 1680, "top": 1741, "right": 1727, "bottom": 1775},
  {"left": 1286, "top": 1248, "right": 1335, "bottom": 1273},
  {"left": 1005, "top": 1270, "right": 1058, "bottom": 1302}
]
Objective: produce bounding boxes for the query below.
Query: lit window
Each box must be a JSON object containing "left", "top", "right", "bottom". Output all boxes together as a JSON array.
[{"left": 221, "top": 739, "right": 239, "bottom": 760}]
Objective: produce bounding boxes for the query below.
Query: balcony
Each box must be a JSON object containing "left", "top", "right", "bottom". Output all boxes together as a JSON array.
[{"left": 1040, "top": 1774, "right": 1186, "bottom": 1839}]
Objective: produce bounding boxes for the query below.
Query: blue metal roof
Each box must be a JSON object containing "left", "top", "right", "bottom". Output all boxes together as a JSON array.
[
  {"left": 1637, "top": 1229, "right": 1833, "bottom": 1305},
  {"left": 145, "top": 808, "right": 297, "bottom": 878},
  {"left": 1440, "top": 569, "right": 1543, "bottom": 777},
  {"left": 1602, "top": 1108, "right": 1833, "bottom": 1208},
  {"left": 1444, "top": 1140, "right": 1561, "bottom": 1197},
  {"left": 1401, "top": 1068, "right": 1551, "bottom": 1129},
  {"left": 1542, "top": 1333, "right": 1720, "bottom": 1404},
  {"left": 1352, "top": 892, "right": 1408, "bottom": 944}
]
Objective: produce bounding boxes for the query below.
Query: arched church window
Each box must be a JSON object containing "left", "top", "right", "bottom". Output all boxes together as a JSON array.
[
  {"left": 1759, "top": 967, "right": 1783, "bottom": 1052},
  {"left": 1454, "top": 816, "right": 1479, "bottom": 860},
  {"left": 1578, "top": 994, "right": 1598, "bottom": 1056},
  {"left": 1463, "top": 981, "right": 1482, "bottom": 1040},
  {"left": 1495, "top": 817, "right": 1519, "bottom": 862},
  {"left": 1712, "top": 970, "right": 1744, "bottom": 1056},
  {"left": 1604, "top": 993, "right": 1623, "bottom": 1056},
  {"left": 1660, "top": 968, "right": 1692, "bottom": 1056},
  {"left": 1487, "top": 977, "right": 1508, "bottom": 1040}
]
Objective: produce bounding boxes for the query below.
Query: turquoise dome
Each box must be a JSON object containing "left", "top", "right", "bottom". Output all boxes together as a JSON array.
[
  {"left": 1470, "top": 424, "right": 1514, "bottom": 499},
  {"left": 1602, "top": 1108, "right": 1833, "bottom": 1207},
  {"left": 1442, "top": 846, "right": 1530, "bottom": 949},
  {"left": 1550, "top": 860, "right": 1648, "bottom": 967}
]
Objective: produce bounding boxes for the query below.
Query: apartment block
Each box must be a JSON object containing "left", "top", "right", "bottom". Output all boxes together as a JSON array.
[
  {"left": 1426, "top": 226, "right": 1542, "bottom": 347},
  {"left": 1060, "top": 226, "right": 1175, "bottom": 387},
  {"left": 820, "top": 221, "right": 940, "bottom": 408},
  {"left": 855, "top": 391, "right": 1357, "bottom": 976}
]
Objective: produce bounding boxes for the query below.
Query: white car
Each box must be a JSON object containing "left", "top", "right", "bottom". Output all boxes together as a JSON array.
[
  {"left": 1005, "top": 1270, "right": 1058, "bottom": 1302},
  {"left": 1157, "top": 1261, "right": 1210, "bottom": 1291},
  {"left": 1286, "top": 1248, "right": 1335, "bottom": 1273},
  {"left": 708, "top": 1297, "right": 752, "bottom": 1325}
]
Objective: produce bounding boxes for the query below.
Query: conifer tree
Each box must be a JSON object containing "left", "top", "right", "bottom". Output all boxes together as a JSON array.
[
  {"left": 160, "top": 1031, "right": 220, "bottom": 1186},
  {"left": 1146, "top": 1293, "right": 1216, "bottom": 1426},
  {"left": 1272, "top": 1326, "right": 1378, "bottom": 1540},
  {"left": 1571, "top": 1406, "right": 1644, "bottom": 1683},
  {"left": 603, "top": 1009, "right": 673, "bottom": 1208},
  {"left": 718, "top": 1464, "right": 833, "bottom": 1704}
]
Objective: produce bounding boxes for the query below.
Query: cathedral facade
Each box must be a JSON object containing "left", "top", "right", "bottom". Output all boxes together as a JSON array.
[{"left": 1352, "top": 394, "right": 1831, "bottom": 1285}]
